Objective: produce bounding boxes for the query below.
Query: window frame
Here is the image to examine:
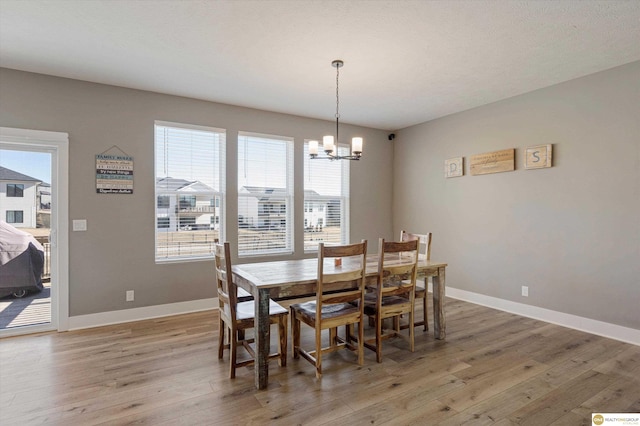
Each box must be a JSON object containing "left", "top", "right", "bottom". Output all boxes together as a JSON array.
[
  {"left": 6, "top": 210, "right": 24, "bottom": 223},
  {"left": 303, "top": 140, "right": 350, "bottom": 253},
  {"left": 154, "top": 121, "right": 226, "bottom": 263},
  {"left": 237, "top": 131, "right": 294, "bottom": 257},
  {"left": 7, "top": 183, "right": 24, "bottom": 197}
]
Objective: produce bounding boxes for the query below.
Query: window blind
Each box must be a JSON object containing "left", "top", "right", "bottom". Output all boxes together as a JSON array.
[
  {"left": 154, "top": 121, "right": 225, "bottom": 262},
  {"left": 238, "top": 132, "right": 293, "bottom": 256},
  {"left": 304, "top": 141, "right": 350, "bottom": 251}
]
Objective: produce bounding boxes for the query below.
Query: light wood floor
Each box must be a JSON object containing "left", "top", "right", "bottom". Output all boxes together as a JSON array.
[{"left": 1, "top": 297, "right": 639, "bottom": 425}]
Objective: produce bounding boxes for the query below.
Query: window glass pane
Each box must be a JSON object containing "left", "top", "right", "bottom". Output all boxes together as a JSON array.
[
  {"left": 7, "top": 184, "right": 24, "bottom": 197},
  {"left": 6, "top": 210, "right": 24, "bottom": 223},
  {"left": 238, "top": 132, "right": 293, "bottom": 256},
  {"left": 304, "top": 141, "right": 349, "bottom": 251},
  {"left": 154, "top": 122, "right": 225, "bottom": 262}
]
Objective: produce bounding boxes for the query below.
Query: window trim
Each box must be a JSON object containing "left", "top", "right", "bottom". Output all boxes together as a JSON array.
[
  {"left": 154, "top": 121, "right": 226, "bottom": 263},
  {"left": 237, "top": 131, "right": 294, "bottom": 257},
  {"left": 303, "top": 140, "right": 350, "bottom": 253},
  {"left": 6, "top": 210, "right": 24, "bottom": 223},
  {"left": 7, "top": 183, "right": 25, "bottom": 197}
]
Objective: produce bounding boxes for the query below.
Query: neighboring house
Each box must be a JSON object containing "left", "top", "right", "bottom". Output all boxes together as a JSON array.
[
  {"left": 0, "top": 166, "right": 41, "bottom": 228},
  {"left": 36, "top": 182, "right": 51, "bottom": 228},
  {"left": 156, "top": 177, "right": 220, "bottom": 232},
  {"left": 238, "top": 186, "right": 332, "bottom": 230},
  {"left": 37, "top": 182, "right": 51, "bottom": 210}
]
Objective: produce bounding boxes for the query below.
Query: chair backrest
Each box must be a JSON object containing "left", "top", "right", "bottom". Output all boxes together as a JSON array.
[
  {"left": 215, "top": 242, "right": 237, "bottom": 319},
  {"left": 316, "top": 240, "right": 368, "bottom": 321},
  {"left": 400, "top": 230, "right": 432, "bottom": 261},
  {"left": 376, "top": 237, "right": 419, "bottom": 300}
]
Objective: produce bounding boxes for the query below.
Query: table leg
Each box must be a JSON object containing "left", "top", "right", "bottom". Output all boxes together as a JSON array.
[
  {"left": 432, "top": 266, "right": 446, "bottom": 340},
  {"left": 254, "top": 288, "right": 271, "bottom": 389}
]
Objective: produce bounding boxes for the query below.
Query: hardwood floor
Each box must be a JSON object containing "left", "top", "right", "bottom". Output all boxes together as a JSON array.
[{"left": 1, "top": 297, "right": 638, "bottom": 425}]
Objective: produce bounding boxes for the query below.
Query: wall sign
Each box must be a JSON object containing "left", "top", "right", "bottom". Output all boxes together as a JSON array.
[
  {"left": 469, "top": 148, "right": 515, "bottom": 176},
  {"left": 444, "top": 157, "right": 464, "bottom": 178},
  {"left": 96, "top": 146, "right": 134, "bottom": 194},
  {"left": 525, "top": 144, "right": 552, "bottom": 169}
]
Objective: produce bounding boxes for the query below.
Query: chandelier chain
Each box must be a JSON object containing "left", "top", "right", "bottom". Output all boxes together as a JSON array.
[
  {"left": 335, "top": 64, "right": 340, "bottom": 120},
  {"left": 335, "top": 64, "right": 340, "bottom": 143}
]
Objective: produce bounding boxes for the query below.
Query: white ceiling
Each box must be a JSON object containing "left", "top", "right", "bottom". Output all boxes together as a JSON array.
[{"left": 1, "top": 0, "right": 639, "bottom": 131}]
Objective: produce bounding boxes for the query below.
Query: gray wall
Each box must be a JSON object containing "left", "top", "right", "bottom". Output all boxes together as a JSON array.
[
  {"left": 0, "top": 68, "right": 393, "bottom": 317},
  {"left": 393, "top": 61, "right": 640, "bottom": 330}
]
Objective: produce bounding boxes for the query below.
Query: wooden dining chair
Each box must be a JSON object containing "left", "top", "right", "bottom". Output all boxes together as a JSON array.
[
  {"left": 215, "top": 242, "right": 288, "bottom": 379},
  {"left": 290, "top": 240, "right": 368, "bottom": 378},
  {"left": 400, "top": 230, "right": 432, "bottom": 331},
  {"left": 362, "top": 237, "right": 419, "bottom": 363}
]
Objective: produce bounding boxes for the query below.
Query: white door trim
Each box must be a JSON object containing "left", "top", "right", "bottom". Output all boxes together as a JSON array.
[{"left": 0, "top": 126, "right": 69, "bottom": 334}]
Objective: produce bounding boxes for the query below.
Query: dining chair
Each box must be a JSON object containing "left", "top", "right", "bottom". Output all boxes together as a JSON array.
[
  {"left": 400, "top": 230, "right": 432, "bottom": 331},
  {"left": 290, "top": 240, "right": 368, "bottom": 378},
  {"left": 362, "top": 237, "right": 419, "bottom": 363},
  {"left": 215, "top": 242, "right": 288, "bottom": 379}
]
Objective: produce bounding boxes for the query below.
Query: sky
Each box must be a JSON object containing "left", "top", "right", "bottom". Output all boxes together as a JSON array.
[{"left": 0, "top": 149, "right": 52, "bottom": 183}]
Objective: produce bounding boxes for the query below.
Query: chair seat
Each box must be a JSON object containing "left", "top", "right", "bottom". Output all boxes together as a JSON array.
[
  {"left": 363, "top": 292, "right": 410, "bottom": 306},
  {"left": 291, "top": 300, "right": 359, "bottom": 320},
  {"left": 235, "top": 299, "right": 288, "bottom": 321}
]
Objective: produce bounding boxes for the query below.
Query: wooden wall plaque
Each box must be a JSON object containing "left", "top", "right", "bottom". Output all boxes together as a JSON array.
[
  {"left": 525, "top": 144, "right": 552, "bottom": 169},
  {"left": 469, "top": 149, "right": 515, "bottom": 176}
]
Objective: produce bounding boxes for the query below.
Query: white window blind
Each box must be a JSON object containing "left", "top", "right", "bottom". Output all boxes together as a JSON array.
[
  {"left": 238, "top": 132, "right": 293, "bottom": 256},
  {"left": 304, "top": 140, "right": 350, "bottom": 251},
  {"left": 154, "top": 121, "right": 225, "bottom": 262}
]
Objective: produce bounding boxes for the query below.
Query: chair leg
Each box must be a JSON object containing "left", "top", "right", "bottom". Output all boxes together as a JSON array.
[
  {"left": 409, "top": 309, "right": 415, "bottom": 353},
  {"left": 278, "top": 315, "right": 287, "bottom": 367},
  {"left": 218, "top": 317, "right": 225, "bottom": 359},
  {"left": 422, "top": 292, "right": 429, "bottom": 331},
  {"left": 292, "top": 309, "right": 300, "bottom": 359},
  {"left": 315, "top": 327, "right": 322, "bottom": 379},
  {"left": 229, "top": 326, "right": 237, "bottom": 379},
  {"left": 357, "top": 320, "right": 364, "bottom": 366},
  {"left": 375, "top": 314, "right": 383, "bottom": 363},
  {"left": 329, "top": 327, "right": 337, "bottom": 348}
]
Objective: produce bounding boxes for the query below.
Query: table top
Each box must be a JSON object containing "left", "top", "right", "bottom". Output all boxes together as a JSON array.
[{"left": 232, "top": 255, "right": 447, "bottom": 289}]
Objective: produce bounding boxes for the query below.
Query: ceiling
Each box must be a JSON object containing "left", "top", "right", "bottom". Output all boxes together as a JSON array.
[{"left": 1, "top": 1, "right": 639, "bottom": 131}]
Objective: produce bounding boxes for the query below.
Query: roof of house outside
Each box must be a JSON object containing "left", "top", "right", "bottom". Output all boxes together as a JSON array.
[
  {"left": 240, "top": 186, "right": 320, "bottom": 198},
  {"left": 0, "top": 166, "right": 42, "bottom": 183},
  {"left": 156, "top": 177, "right": 215, "bottom": 192}
]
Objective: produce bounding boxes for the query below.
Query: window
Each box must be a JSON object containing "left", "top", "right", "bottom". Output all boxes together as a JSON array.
[
  {"left": 7, "top": 183, "right": 24, "bottom": 197},
  {"left": 304, "top": 141, "right": 350, "bottom": 251},
  {"left": 238, "top": 132, "right": 293, "bottom": 256},
  {"left": 157, "top": 195, "right": 170, "bottom": 208},
  {"left": 154, "top": 122, "right": 225, "bottom": 262},
  {"left": 6, "top": 210, "right": 24, "bottom": 223}
]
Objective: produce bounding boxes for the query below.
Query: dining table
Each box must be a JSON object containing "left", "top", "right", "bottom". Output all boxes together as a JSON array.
[{"left": 232, "top": 254, "right": 448, "bottom": 389}]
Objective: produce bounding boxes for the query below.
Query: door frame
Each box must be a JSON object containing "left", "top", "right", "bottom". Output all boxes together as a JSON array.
[{"left": 0, "top": 126, "right": 69, "bottom": 335}]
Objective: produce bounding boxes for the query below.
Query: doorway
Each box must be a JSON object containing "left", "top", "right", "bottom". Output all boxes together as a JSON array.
[{"left": 0, "top": 127, "right": 69, "bottom": 337}]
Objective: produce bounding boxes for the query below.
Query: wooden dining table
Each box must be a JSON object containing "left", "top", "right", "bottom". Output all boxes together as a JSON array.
[{"left": 232, "top": 254, "right": 448, "bottom": 389}]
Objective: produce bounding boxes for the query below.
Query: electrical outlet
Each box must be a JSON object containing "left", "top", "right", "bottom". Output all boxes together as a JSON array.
[
  {"left": 521, "top": 286, "right": 529, "bottom": 297},
  {"left": 72, "top": 219, "right": 87, "bottom": 231},
  {"left": 126, "top": 290, "right": 134, "bottom": 302}
]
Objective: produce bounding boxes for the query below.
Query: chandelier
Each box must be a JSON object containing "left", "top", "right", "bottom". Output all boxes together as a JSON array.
[{"left": 309, "top": 60, "right": 363, "bottom": 161}]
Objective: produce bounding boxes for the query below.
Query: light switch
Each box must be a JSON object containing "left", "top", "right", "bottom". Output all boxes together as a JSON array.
[{"left": 73, "top": 219, "right": 87, "bottom": 231}]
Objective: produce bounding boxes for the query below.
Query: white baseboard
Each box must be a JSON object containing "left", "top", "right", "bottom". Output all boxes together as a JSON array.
[
  {"left": 65, "top": 289, "right": 640, "bottom": 347},
  {"left": 446, "top": 287, "right": 640, "bottom": 346},
  {"left": 67, "top": 298, "right": 219, "bottom": 331}
]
